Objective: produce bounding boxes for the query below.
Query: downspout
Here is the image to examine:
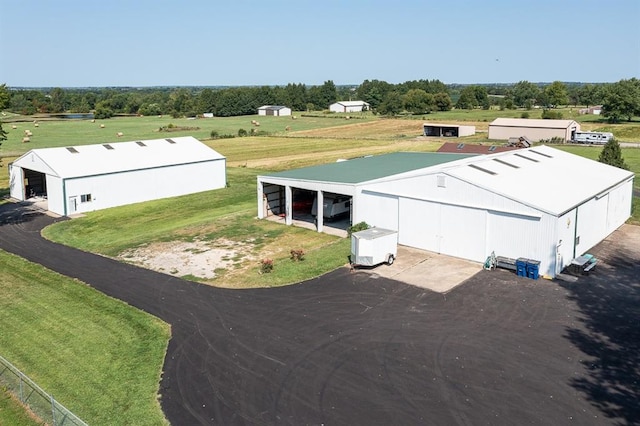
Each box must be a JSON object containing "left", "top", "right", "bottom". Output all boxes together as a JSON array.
[
  {"left": 62, "top": 178, "right": 67, "bottom": 216},
  {"left": 572, "top": 206, "right": 579, "bottom": 259}
]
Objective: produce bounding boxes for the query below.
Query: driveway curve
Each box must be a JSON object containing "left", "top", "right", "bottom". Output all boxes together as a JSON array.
[{"left": 1, "top": 205, "right": 638, "bottom": 425}]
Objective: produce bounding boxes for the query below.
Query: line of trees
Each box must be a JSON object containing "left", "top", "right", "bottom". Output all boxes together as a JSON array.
[{"left": 3, "top": 78, "right": 639, "bottom": 122}]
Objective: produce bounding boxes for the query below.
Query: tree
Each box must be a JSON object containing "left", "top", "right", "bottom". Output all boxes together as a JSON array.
[
  {"left": 402, "top": 89, "right": 435, "bottom": 114},
  {"left": 512, "top": 80, "right": 540, "bottom": 108},
  {"left": 473, "top": 86, "right": 490, "bottom": 109},
  {"left": 602, "top": 78, "right": 640, "bottom": 123},
  {"left": 455, "top": 86, "right": 477, "bottom": 109},
  {"left": 377, "top": 91, "right": 403, "bottom": 115},
  {"left": 434, "top": 92, "right": 453, "bottom": 111},
  {"left": 309, "top": 80, "right": 337, "bottom": 109},
  {"left": 598, "top": 138, "right": 629, "bottom": 170},
  {"left": 544, "top": 81, "right": 568, "bottom": 108},
  {"left": 356, "top": 79, "right": 392, "bottom": 110}
]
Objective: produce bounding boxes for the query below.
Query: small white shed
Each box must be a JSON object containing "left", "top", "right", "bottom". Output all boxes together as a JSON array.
[{"left": 8, "top": 136, "right": 226, "bottom": 216}]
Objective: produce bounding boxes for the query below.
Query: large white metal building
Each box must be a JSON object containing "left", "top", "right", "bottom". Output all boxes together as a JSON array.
[
  {"left": 257, "top": 147, "right": 634, "bottom": 278},
  {"left": 9, "top": 136, "right": 226, "bottom": 216}
]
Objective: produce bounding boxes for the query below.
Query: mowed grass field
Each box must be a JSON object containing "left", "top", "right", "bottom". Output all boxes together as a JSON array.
[
  {"left": 0, "top": 250, "right": 170, "bottom": 426},
  {"left": 1, "top": 113, "right": 374, "bottom": 157},
  {"left": 1, "top": 111, "right": 639, "bottom": 424}
]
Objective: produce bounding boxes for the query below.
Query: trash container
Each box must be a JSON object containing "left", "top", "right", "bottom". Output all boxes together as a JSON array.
[
  {"left": 526, "top": 260, "right": 540, "bottom": 280},
  {"left": 516, "top": 258, "right": 527, "bottom": 277}
]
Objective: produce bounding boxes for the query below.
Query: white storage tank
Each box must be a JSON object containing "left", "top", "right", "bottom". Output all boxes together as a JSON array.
[{"left": 351, "top": 228, "right": 398, "bottom": 267}]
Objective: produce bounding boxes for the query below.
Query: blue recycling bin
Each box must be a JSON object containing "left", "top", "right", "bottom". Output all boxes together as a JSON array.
[
  {"left": 516, "top": 258, "right": 527, "bottom": 277},
  {"left": 526, "top": 260, "right": 540, "bottom": 280}
]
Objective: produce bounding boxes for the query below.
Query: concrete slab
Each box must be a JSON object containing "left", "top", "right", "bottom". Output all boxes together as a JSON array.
[{"left": 354, "top": 245, "right": 482, "bottom": 293}]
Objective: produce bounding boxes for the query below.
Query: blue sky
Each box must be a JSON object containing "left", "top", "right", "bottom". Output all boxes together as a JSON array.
[{"left": 1, "top": 0, "right": 638, "bottom": 87}]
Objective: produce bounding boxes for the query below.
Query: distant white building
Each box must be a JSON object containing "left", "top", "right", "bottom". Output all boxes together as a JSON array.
[
  {"left": 9, "top": 136, "right": 226, "bottom": 216},
  {"left": 488, "top": 118, "right": 580, "bottom": 142},
  {"left": 258, "top": 105, "right": 292, "bottom": 116},
  {"left": 329, "top": 101, "right": 370, "bottom": 113}
]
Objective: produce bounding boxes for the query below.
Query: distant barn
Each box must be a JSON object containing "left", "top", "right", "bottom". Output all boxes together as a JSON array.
[
  {"left": 488, "top": 118, "right": 580, "bottom": 142},
  {"left": 329, "top": 101, "right": 370, "bottom": 113},
  {"left": 424, "top": 123, "right": 475, "bottom": 137},
  {"left": 258, "top": 105, "right": 292, "bottom": 116}
]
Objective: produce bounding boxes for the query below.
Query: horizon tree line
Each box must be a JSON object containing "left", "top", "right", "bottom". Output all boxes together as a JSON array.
[{"left": 2, "top": 78, "right": 639, "bottom": 123}]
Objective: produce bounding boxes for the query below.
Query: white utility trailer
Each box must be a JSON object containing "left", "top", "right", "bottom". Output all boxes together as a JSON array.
[{"left": 350, "top": 228, "right": 398, "bottom": 267}]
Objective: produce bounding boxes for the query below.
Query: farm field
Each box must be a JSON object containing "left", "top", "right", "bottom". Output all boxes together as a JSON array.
[
  {"left": 0, "top": 112, "right": 639, "bottom": 425},
  {"left": 0, "top": 113, "right": 375, "bottom": 157}
]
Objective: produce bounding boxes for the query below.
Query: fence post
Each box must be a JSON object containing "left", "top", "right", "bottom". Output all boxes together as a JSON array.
[
  {"left": 51, "top": 394, "right": 56, "bottom": 426},
  {"left": 19, "top": 374, "right": 24, "bottom": 402}
]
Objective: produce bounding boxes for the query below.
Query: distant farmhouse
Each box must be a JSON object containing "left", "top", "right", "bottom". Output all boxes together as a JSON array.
[
  {"left": 578, "top": 105, "right": 603, "bottom": 115},
  {"left": 424, "top": 123, "right": 475, "bottom": 138},
  {"left": 488, "top": 118, "right": 580, "bottom": 142},
  {"left": 258, "top": 105, "right": 292, "bottom": 116},
  {"left": 329, "top": 101, "right": 370, "bottom": 113},
  {"left": 9, "top": 136, "right": 226, "bottom": 216}
]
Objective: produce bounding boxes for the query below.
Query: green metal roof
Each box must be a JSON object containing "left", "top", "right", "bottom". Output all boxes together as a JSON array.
[{"left": 265, "top": 152, "right": 475, "bottom": 184}]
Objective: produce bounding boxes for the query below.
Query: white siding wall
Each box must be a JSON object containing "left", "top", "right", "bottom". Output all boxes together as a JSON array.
[
  {"left": 62, "top": 160, "right": 225, "bottom": 215},
  {"left": 575, "top": 195, "right": 609, "bottom": 256},
  {"left": 361, "top": 174, "right": 565, "bottom": 275},
  {"left": 488, "top": 126, "right": 568, "bottom": 142},
  {"left": 606, "top": 179, "right": 633, "bottom": 234},
  {"left": 555, "top": 210, "right": 577, "bottom": 275},
  {"left": 357, "top": 192, "right": 398, "bottom": 230}
]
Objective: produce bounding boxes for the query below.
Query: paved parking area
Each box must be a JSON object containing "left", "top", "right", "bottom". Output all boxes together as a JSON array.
[{"left": 1, "top": 202, "right": 638, "bottom": 426}]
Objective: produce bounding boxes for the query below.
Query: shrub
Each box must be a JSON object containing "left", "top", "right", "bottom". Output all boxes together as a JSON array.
[
  {"left": 521, "top": 112, "right": 530, "bottom": 119},
  {"left": 210, "top": 130, "right": 219, "bottom": 139},
  {"left": 238, "top": 128, "right": 248, "bottom": 137},
  {"left": 259, "top": 259, "right": 273, "bottom": 274},
  {"left": 347, "top": 221, "right": 370, "bottom": 236},
  {"left": 290, "top": 249, "right": 305, "bottom": 262},
  {"left": 541, "top": 109, "right": 563, "bottom": 120}
]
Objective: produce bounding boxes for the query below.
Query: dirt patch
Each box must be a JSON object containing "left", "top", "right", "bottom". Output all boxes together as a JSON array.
[{"left": 120, "top": 239, "right": 253, "bottom": 279}]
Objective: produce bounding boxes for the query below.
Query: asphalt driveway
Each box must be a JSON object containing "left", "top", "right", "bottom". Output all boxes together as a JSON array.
[{"left": 1, "top": 204, "right": 638, "bottom": 425}]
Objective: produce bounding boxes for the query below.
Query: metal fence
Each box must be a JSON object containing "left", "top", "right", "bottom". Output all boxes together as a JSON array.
[{"left": 0, "top": 354, "right": 88, "bottom": 426}]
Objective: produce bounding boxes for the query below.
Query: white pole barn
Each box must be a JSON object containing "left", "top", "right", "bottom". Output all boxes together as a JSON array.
[{"left": 9, "top": 136, "right": 226, "bottom": 216}]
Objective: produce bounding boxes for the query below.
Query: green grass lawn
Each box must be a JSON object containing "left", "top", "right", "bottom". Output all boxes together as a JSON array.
[{"left": 0, "top": 250, "right": 170, "bottom": 426}]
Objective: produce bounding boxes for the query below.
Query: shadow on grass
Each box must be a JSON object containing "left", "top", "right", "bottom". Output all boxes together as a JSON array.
[{"left": 559, "top": 245, "right": 640, "bottom": 424}]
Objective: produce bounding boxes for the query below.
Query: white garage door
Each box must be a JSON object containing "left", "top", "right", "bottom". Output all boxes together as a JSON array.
[
  {"left": 398, "top": 199, "right": 487, "bottom": 262},
  {"left": 398, "top": 198, "right": 441, "bottom": 251}
]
